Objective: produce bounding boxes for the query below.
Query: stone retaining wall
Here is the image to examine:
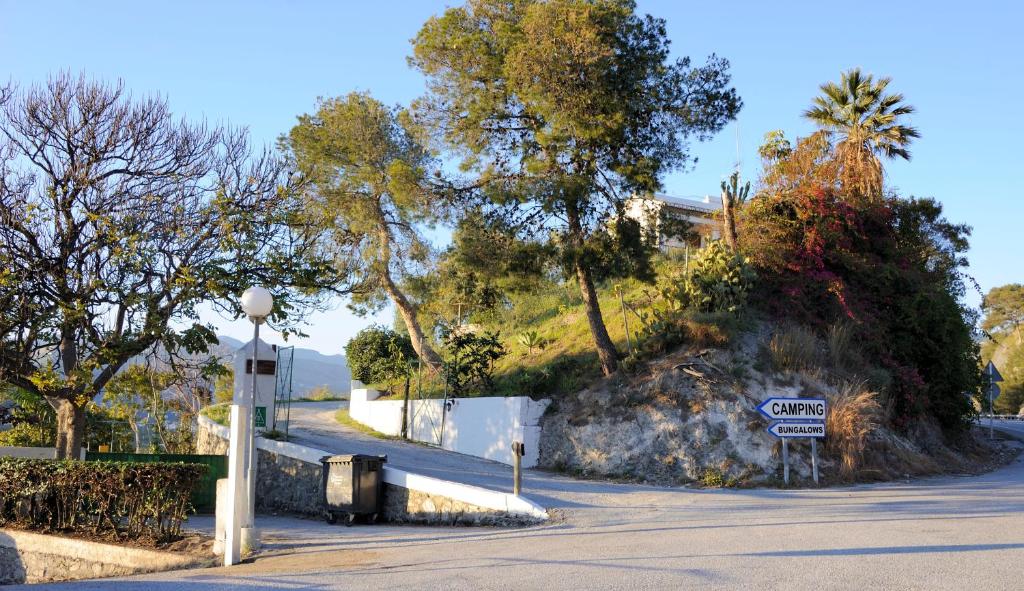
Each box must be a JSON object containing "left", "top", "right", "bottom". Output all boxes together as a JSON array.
[
  {"left": 383, "top": 484, "right": 532, "bottom": 526},
  {"left": 0, "top": 529, "right": 202, "bottom": 584}
]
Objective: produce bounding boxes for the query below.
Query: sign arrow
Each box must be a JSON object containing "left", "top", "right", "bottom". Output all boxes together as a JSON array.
[
  {"left": 768, "top": 422, "right": 825, "bottom": 438},
  {"left": 757, "top": 397, "right": 827, "bottom": 421}
]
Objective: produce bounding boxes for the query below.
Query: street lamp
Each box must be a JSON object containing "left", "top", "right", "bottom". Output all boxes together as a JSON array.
[{"left": 224, "top": 286, "right": 273, "bottom": 566}]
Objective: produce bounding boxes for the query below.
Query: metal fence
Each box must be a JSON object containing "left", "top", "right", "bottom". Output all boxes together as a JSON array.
[{"left": 84, "top": 452, "right": 227, "bottom": 513}]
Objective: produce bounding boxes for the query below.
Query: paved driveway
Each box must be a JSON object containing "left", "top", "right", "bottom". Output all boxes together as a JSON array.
[
  {"left": 281, "top": 400, "right": 640, "bottom": 511},
  {"left": 26, "top": 420, "right": 1024, "bottom": 590}
]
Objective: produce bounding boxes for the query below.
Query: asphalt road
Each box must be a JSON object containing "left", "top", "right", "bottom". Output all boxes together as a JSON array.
[{"left": 24, "top": 417, "right": 1024, "bottom": 590}]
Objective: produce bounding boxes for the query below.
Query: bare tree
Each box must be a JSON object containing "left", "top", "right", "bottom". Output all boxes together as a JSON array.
[{"left": 0, "top": 74, "right": 338, "bottom": 458}]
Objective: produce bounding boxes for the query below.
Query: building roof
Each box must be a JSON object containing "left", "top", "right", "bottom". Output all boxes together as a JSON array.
[{"left": 651, "top": 194, "right": 721, "bottom": 213}]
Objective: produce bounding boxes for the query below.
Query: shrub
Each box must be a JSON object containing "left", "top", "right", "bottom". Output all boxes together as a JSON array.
[
  {"left": 443, "top": 329, "right": 505, "bottom": 397},
  {"left": 768, "top": 325, "right": 821, "bottom": 372},
  {"left": 345, "top": 326, "right": 416, "bottom": 390},
  {"left": 662, "top": 241, "right": 756, "bottom": 314},
  {"left": 825, "top": 382, "right": 882, "bottom": 477},
  {"left": 200, "top": 402, "right": 230, "bottom": 426},
  {"left": 0, "top": 458, "right": 206, "bottom": 544}
]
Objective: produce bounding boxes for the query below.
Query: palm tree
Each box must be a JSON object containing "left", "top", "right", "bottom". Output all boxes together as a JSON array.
[{"left": 803, "top": 68, "right": 920, "bottom": 198}]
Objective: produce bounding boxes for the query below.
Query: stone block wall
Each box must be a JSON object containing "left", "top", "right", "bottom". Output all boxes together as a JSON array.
[
  {"left": 383, "top": 484, "right": 536, "bottom": 526},
  {"left": 255, "top": 448, "right": 322, "bottom": 516},
  {"left": 0, "top": 530, "right": 201, "bottom": 584}
]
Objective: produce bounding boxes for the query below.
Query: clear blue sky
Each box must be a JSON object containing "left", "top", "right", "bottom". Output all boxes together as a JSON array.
[{"left": 2, "top": 0, "right": 1020, "bottom": 354}]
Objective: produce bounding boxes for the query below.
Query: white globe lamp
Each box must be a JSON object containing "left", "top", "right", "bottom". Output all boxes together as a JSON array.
[{"left": 240, "top": 286, "right": 273, "bottom": 320}]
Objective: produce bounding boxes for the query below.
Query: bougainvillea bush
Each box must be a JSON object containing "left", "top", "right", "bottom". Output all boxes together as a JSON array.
[
  {"left": 0, "top": 458, "right": 206, "bottom": 544},
  {"left": 741, "top": 188, "right": 981, "bottom": 432}
]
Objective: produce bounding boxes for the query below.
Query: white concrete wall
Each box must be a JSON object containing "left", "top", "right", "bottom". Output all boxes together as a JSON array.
[
  {"left": 0, "top": 447, "right": 56, "bottom": 459},
  {"left": 348, "top": 392, "right": 550, "bottom": 468}
]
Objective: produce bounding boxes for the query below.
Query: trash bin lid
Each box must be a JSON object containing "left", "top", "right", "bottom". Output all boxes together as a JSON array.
[{"left": 320, "top": 454, "right": 387, "bottom": 464}]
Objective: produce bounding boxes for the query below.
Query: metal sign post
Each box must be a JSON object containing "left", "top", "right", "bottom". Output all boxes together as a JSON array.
[
  {"left": 760, "top": 398, "right": 827, "bottom": 486},
  {"left": 511, "top": 441, "right": 525, "bottom": 496},
  {"left": 781, "top": 439, "right": 789, "bottom": 484},
  {"left": 986, "top": 362, "right": 1004, "bottom": 439}
]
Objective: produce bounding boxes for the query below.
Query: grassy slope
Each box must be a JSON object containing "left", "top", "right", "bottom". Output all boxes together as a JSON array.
[{"left": 466, "top": 275, "right": 654, "bottom": 399}]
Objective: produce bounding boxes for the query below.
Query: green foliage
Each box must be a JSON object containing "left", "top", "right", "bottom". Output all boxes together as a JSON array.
[
  {"left": 982, "top": 288, "right": 1024, "bottom": 414},
  {"left": 0, "top": 74, "right": 337, "bottom": 458},
  {"left": 517, "top": 331, "right": 549, "bottom": 355},
  {"left": 803, "top": 68, "right": 920, "bottom": 197},
  {"left": 213, "top": 366, "right": 235, "bottom": 404},
  {"left": 0, "top": 385, "right": 54, "bottom": 447},
  {"left": 443, "top": 329, "right": 506, "bottom": 397},
  {"left": 661, "top": 241, "right": 756, "bottom": 314},
  {"left": 982, "top": 284, "right": 1024, "bottom": 341},
  {"left": 101, "top": 365, "right": 196, "bottom": 454},
  {"left": 200, "top": 403, "right": 230, "bottom": 427},
  {"left": 0, "top": 458, "right": 206, "bottom": 544},
  {"left": 411, "top": 0, "right": 741, "bottom": 374},
  {"left": 345, "top": 326, "right": 416, "bottom": 389},
  {"left": 743, "top": 179, "right": 980, "bottom": 432},
  {"left": 283, "top": 91, "right": 445, "bottom": 368},
  {"left": 700, "top": 467, "right": 726, "bottom": 488}
]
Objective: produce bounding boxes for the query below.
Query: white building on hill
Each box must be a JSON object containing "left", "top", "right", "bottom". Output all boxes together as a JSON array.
[{"left": 624, "top": 194, "right": 722, "bottom": 250}]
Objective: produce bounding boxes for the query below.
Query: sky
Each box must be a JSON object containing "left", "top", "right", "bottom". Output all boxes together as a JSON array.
[{"left": 2, "top": 0, "right": 1021, "bottom": 355}]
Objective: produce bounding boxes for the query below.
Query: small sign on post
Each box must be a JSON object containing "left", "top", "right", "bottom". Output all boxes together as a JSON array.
[
  {"left": 254, "top": 406, "right": 267, "bottom": 429},
  {"left": 759, "top": 397, "right": 827, "bottom": 485},
  {"left": 511, "top": 441, "right": 525, "bottom": 496},
  {"left": 986, "top": 362, "right": 1004, "bottom": 439}
]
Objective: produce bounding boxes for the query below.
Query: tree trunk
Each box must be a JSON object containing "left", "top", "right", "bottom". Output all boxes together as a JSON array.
[
  {"left": 721, "top": 189, "right": 738, "bottom": 250},
  {"left": 51, "top": 397, "right": 85, "bottom": 460},
  {"left": 566, "top": 200, "right": 619, "bottom": 376},
  {"left": 382, "top": 272, "right": 444, "bottom": 372}
]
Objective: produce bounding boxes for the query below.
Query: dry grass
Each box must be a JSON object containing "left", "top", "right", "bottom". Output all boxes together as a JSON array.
[
  {"left": 825, "top": 321, "right": 856, "bottom": 370},
  {"left": 767, "top": 325, "right": 821, "bottom": 371},
  {"left": 825, "top": 381, "right": 882, "bottom": 477}
]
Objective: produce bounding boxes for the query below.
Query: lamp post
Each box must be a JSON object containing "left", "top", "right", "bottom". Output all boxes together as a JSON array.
[{"left": 224, "top": 286, "right": 272, "bottom": 567}]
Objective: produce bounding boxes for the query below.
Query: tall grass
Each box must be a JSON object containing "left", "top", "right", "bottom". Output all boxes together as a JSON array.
[
  {"left": 826, "top": 321, "right": 856, "bottom": 370},
  {"left": 767, "top": 325, "right": 821, "bottom": 371},
  {"left": 825, "top": 381, "right": 882, "bottom": 477}
]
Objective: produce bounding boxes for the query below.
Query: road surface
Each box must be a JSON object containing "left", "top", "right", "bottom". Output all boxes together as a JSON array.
[{"left": 24, "top": 414, "right": 1024, "bottom": 589}]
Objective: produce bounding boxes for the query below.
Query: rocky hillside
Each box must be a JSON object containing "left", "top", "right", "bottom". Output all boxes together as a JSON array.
[{"left": 539, "top": 326, "right": 998, "bottom": 487}]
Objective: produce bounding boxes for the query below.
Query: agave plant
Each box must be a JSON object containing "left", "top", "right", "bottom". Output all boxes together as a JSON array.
[{"left": 517, "top": 330, "right": 547, "bottom": 355}]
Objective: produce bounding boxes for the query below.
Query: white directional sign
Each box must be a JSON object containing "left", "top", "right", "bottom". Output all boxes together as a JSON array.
[
  {"left": 768, "top": 422, "right": 826, "bottom": 438},
  {"left": 757, "top": 398, "right": 827, "bottom": 421}
]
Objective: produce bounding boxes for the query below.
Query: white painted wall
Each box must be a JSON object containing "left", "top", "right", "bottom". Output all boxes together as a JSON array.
[
  {"left": 348, "top": 391, "right": 550, "bottom": 468},
  {"left": 0, "top": 446, "right": 86, "bottom": 459},
  {"left": 0, "top": 446, "right": 57, "bottom": 459}
]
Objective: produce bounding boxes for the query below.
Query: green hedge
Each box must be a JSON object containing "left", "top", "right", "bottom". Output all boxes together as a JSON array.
[{"left": 0, "top": 458, "right": 207, "bottom": 543}]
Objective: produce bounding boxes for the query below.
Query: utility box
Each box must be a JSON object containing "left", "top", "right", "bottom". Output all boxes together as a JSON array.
[
  {"left": 232, "top": 338, "right": 277, "bottom": 433},
  {"left": 320, "top": 454, "right": 387, "bottom": 525}
]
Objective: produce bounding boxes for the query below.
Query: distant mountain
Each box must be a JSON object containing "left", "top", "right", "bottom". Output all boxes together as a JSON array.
[{"left": 215, "top": 335, "right": 351, "bottom": 397}]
